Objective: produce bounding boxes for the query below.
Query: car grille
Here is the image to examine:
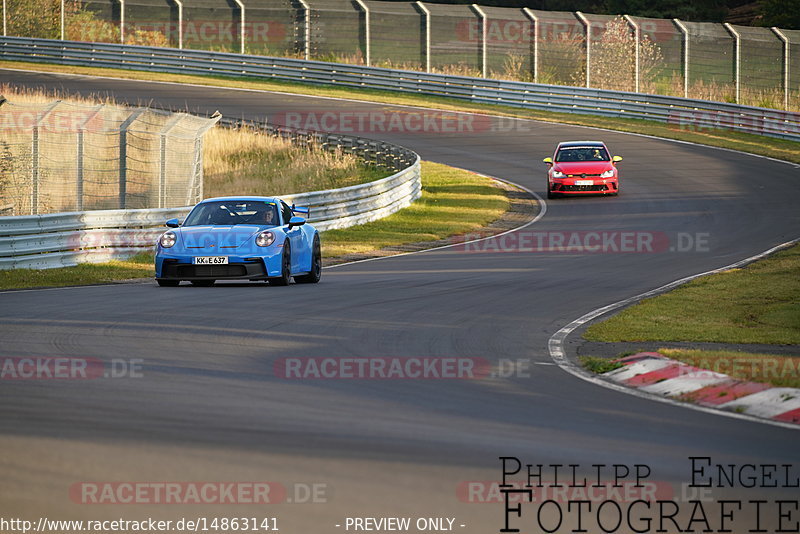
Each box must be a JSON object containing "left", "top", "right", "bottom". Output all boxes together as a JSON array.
[
  {"left": 177, "top": 265, "right": 247, "bottom": 277},
  {"left": 161, "top": 261, "right": 269, "bottom": 279},
  {"left": 561, "top": 184, "right": 608, "bottom": 192},
  {"left": 566, "top": 174, "right": 601, "bottom": 178}
]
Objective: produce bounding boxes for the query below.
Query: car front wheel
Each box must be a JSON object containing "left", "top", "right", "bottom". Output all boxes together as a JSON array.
[
  {"left": 295, "top": 236, "right": 322, "bottom": 284},
  {"left": 269, "top": 242, "right": 292, "bottom": 286}
]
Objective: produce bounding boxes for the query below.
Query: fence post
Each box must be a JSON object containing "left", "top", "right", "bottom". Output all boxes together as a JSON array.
[
  {"left": 415, "top": 1, "right": 430, "bottom": 73},
  {"left": 623, "top": 15, "right": 639, "bottom": 93},
  {"left": 522, "top": 8, "right": 538, "bottom": 84},
  {"left": 673, "top": 18, "right": 689, "bottom": 98},
  {"left": 30, "top": 102, "right": 59, "bottom": 215},
  {"left": 31, "top": 127, "right": 39, "bottom": 215},
  {"left": 76, "top": 105, "right": 104, "bottom": 212},
  {"left": 159, "top": 114, "right": 182, "bottom": 209},
  {"left": 233, "top": 0, "right": 245, "bottom": 54},
  {"left": 297, "top": 0, "right": 310, "bottom": 60},
  {"left": 173, "top": 0, "right": 183, "bottom": 49},
  {"left": 723, "top": 23, "right": 740, "bottom": 104},
  {"left": 2, "top": 0, "right": 6, "bottom": 37},
  {"left": 575, "top": 11, "right": 590, "bottom": 88},
  {"left": 119, "top": 0, "right": 125, "bottom": 44},
  {"left": 118, "top": 109, "right": 144, "bottom": 210},
  {"left": 772, "top": 27, "right": 790, "bottom": 111},
  {"left": 60, "top": 0, "right": 64, "bottom": 40},
  {"left": 471, "top": 4, "right": 487, "bottom": 78},
  {"left": 354, "top": 0, "right": 370, "bottom": 66}
]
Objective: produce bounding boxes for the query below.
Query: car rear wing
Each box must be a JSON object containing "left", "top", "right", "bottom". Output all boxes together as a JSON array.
[{"left": 291, "top": 204, "right": 310, "bottom": 219}]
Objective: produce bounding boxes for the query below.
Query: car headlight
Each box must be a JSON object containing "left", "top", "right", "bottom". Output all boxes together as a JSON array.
[
  {"left": 601, "top": 169, "right": 615, "bottom": 178},
  {"left": 552, "top": 171, "right": 565, "bottom": 178},
  {"left": 159, "top": 231, "right": 177, "bottom": 248},
  {"left": 256, "top": 231, "right": 275, "bottom": 247}
]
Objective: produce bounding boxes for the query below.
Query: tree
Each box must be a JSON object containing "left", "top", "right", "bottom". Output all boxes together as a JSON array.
[{"left": 759, "top": 0, "right": 800, "bottom": 29}]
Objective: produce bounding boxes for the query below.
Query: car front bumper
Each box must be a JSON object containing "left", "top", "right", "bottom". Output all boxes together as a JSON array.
[
  {"left": 155, "top": 252, "right": 283, "bottom": 280},
  {"left": 550, "top": 180, "right": 617, "bottom": 194}
]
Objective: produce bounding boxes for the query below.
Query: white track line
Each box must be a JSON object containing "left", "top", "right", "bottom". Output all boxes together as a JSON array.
[{"left": 547, "top": 237, "right": 800, "bottom": 431}]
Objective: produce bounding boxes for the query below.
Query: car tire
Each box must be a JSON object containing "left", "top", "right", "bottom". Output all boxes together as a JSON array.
[
  {"left": 190, "top": 280, "right": 215, "bottom": 287},
  {"left": 295, "top": 235, "right": 322, "bottom": 284},
  {"left": 269, "top": 242, "right": 292, "bottom": 286},
  {"left": 156, "top": 279, "right": 179, "bottom": 287}
]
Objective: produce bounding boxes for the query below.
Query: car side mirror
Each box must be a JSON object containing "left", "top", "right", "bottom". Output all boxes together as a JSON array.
[
  {"left": 543, "top": 157, "right": 553, "bottom": 165},
  {"left": 288, "top": 216, "right": 306, "bottom": 229},
  {"left": 166, "top": 218, "right": 180, "bottom": 228},
  {"left": 612, "top": 155, "right": 623, "bottom": 163}
]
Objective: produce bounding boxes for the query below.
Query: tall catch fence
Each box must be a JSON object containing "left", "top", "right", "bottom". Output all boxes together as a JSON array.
[
  {"left": 0, "top": 98, "right": 219, "bottom": 216},
  {"left": 4, "top": 0, "right": 797, "bottom": 109}
]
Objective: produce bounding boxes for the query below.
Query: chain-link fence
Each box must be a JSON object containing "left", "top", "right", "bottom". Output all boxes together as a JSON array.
[
  {"left": 3, "top": 1, "right": 799, "bottom": 109},
  {"left": 0, "top": 98, "right": 219, "bottom": 216}
]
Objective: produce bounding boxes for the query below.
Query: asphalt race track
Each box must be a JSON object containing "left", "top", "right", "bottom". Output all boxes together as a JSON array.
[{"left": 1, "top": 70, "right": 799, "bottom": 532}]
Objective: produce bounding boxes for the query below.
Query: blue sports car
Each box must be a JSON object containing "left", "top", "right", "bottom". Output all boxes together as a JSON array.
[{"left": 154, "top": 196, "right": 321, "bottom": 287}]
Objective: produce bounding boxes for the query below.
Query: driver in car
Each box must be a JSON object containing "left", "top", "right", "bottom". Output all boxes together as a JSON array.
[{"left": 258, "top": 208, "right": 277, "bottom": 226}]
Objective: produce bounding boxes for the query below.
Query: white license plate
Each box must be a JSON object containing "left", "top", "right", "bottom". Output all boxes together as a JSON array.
[
  {"left": 575, "top": 180, "right": 594, "bottom": 186},
  {"left": 193, "top": 256, "right": 229, "bottom": 265}
]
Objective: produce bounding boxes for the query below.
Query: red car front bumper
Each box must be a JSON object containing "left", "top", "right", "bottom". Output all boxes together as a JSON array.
[{"left": 550, "top": 180, "right": 618, "bottom": 195}]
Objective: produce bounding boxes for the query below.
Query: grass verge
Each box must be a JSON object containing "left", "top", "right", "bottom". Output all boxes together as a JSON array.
[
  {"left": 658, "top": 348, "right": 800, "bottom": 389},
  {"left": 584, "top": 244, "right": 800, "bottom": 345},
  {"left": 0, "top": 162, "right": 509, "bottom": 290},
  {"left": 0, "top": 252, "right": 154, "bottom": 290},
  {"left": 579, "top": 356, "right": 624, "bottom": 374},
  {"left": 2, "top": 60, "right": 799, "bottom": 165},
  {"left": 321, "top": 161, "right": 507, "bottom": 257}
]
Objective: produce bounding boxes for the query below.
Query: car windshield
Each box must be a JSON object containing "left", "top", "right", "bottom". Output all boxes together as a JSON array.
[
  {"left": 183, "top": 200, "right": 280, "bottom": 227},
  {"left": 556, "top": 147, "right": 610, "bottom": 162}
]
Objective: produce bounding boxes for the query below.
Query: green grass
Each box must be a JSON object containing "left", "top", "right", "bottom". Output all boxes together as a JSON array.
[
  {"left": 659, "top": 348, "right": 800, "bottom": 389},
  {"left": 2, "top": 60, "right": 799, "bottom": 166},
  {"left": 0, "top": 252, "right": 154, "bottom": 290},
  {"left": 321, "top": 161, "right": 507, "bottom": 258},
  {"left": 584, "top": 244, "right": 800, "bottom": 345},
  {"left": 0, "top": 162, "right": 509, "bottom": 290},
  {"left": 579, "top": 356, "right": 624, "bottom": 374}
]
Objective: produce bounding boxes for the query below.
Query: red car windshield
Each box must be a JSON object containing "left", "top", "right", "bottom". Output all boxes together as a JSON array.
[{"left": 556, "top": 147, "right": 610, "bottom": 162}]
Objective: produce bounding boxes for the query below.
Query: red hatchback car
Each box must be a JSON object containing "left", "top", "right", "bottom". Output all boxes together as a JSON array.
[{"left": 544, "top": 141, "right": 622, "bottom": 198}]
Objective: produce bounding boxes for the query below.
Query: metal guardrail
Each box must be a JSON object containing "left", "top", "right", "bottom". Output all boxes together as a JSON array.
[
  {"left": 1, "top": 36, "right": 799, "bottom": 141},
  {"left": 0, "top": 114, "right": 421, "bottom": 270}
]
